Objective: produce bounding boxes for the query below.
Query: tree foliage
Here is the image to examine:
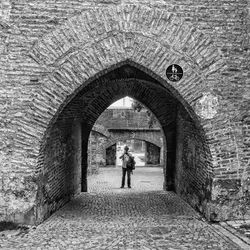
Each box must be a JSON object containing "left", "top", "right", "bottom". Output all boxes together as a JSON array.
[{"left": 131, "top": 100, "right": 157, "bottom": 128}]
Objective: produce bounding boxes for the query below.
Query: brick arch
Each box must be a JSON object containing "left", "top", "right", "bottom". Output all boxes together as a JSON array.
[
  {"left": 91, "top": 133, "right": 163, "bottom": 156},
  {"left": 91, "top": 124, "right": 110, "bottom": 138},
  {"left": 92, "top": 136, "right": 163, "bottom": 166},
  {"left": 30, "top": 4, "right": 222, "bottom": 73},
  {"left": 35, "top": 55, "right": 215, "bottom": 152},
  {"left": 35, "top": 63, "right": 213, "bottom": 223},
  {"left": 28, "top": 4, "right": 224, "bottom": 152},
  {"left": 104, "top": 138, "right": 162, "bottom": 166},
  {"left": 104, "top": 136, "right": 162, "bottom": 152},
  {"left": 15, "top": 4, "right": 226, "bottom": 225}
]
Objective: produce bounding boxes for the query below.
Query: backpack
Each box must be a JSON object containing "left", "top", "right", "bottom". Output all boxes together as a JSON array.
[{"left": 127, "top": 155, "right": 136, "bottom": 170}]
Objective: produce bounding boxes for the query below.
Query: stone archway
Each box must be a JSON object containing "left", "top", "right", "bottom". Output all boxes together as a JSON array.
[
  {"left": 36, "top": 63, "right": 212, "bottom": 224},
  {"left": 104, "top": 137, "right": 163, "bottom": 167},
  {"left": 91, "top": 124, "right": 110, "bottom": 138},
  {"left": 104, "top": 135, "right": 163, "bottom": 151},
  {"left": 88, "top": 129, "right": 164, "bottom": 169},
  {"left": 1, "top": 4, "right": 236, "bottom": 225}
]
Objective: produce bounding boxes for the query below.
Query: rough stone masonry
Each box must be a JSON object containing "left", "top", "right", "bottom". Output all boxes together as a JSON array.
[{"left": 0, "top": 0, "right": 249, "bottom": 225}]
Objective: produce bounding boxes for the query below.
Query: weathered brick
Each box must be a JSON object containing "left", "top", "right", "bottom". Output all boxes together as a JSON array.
[{"left": 0, "top": 0, "right": 248, "bottom": 224}]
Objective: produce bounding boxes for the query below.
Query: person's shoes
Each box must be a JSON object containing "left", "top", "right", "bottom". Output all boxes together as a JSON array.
[
  {"left": 120, "top": 186, "right": 124, "bottom": 188},
  {"left": 128, "top": 186, "right": 131, "bottom": 188}
]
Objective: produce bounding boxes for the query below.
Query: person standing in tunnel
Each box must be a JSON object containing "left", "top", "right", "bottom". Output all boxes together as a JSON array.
[{"left": 120, "top": 145, "right": 134, "bottom": 188}]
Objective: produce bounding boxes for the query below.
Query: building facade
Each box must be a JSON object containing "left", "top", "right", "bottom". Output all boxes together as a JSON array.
[{"left": 0, "top": 0, "right": 249, "bottom": 224}]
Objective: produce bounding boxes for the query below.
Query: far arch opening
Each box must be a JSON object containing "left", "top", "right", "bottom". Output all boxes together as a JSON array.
[
  {"left": 104, "top": 139, "right": 163, "bottom": 167},
  {"left": 37, "top": 62, "right": 213, "bottom": 223},
  {"left": 87, "top": 96, "right": 165, "bottom": 171}
]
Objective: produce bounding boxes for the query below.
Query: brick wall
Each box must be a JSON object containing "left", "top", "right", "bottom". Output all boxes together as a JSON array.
[
  {"left": 36, "top": 120, "right": 81, "bottom": 223},
  {"left": 175, "top": 107, "right": 213, "bottom": 219},
  {"left": 0, "top": 0, "right": 249, "bottom": 224}
]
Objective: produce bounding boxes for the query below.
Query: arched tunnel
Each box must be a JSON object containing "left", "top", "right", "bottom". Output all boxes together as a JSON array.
[{"left": 37, "top": 61, "right": 212, "bottom": 222}]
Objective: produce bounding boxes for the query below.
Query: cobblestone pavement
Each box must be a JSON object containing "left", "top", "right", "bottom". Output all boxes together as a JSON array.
[
  {"left": 226, "top": 220, "right": 250, "bottom": 238},
  {"left": 0, "top": 167, "right": 244, "bottom": 249}
]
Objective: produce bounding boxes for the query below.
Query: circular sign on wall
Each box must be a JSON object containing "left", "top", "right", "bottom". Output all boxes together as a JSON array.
[
  {"left": 195, "top": 92, "right": 219, "bottom": 120},
  {"left": 166, "top": 64, "right": 183, "bottom": 82}
]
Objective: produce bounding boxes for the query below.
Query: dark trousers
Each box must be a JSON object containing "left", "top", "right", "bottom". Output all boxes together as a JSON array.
[{"left": 121, "top": 168, "right": 131, "bottom": 187}]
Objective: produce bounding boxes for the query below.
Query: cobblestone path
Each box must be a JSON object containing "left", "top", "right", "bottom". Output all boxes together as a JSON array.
[{"left": 0, "top": 167, "right": 242, "bottom": 249}]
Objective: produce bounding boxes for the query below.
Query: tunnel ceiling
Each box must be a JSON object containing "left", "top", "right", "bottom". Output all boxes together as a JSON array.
[{"left": 57, "top": 64, "right": 179, "bottom": 131}]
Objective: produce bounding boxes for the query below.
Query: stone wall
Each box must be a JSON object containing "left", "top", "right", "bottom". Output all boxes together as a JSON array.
[
  {"left": 88, "top": 130, "right": 108, "bottom": 173},
  {"left": 0, "top": 0, "right": 249, "bottom": 224},
  {"left": 97, "top": 108, "right": 160, "bottom": 129}
]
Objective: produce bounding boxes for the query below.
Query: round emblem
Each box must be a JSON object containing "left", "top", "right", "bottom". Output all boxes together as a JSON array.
[
  {"left": 195, "top": 92, "right": 219, "bottom": 119},
  {"left": 166, "top": 64, "right": 183, "bottom": 82}
]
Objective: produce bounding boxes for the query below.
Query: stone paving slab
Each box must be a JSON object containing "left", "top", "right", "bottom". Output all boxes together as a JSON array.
[
  {"left": 225, "top": 220, "right": 250, "bottom": 239},
  {"left": 0, "top": 167, "right": 245, "bottom": 249},
  {"left": 212, "top": 223, "right": 250, "bottom": 250}
]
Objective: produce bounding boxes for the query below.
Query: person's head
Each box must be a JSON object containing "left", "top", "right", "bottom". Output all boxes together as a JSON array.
[{"left": 124, "top": 146, "right": 129, "bottom": 152}]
